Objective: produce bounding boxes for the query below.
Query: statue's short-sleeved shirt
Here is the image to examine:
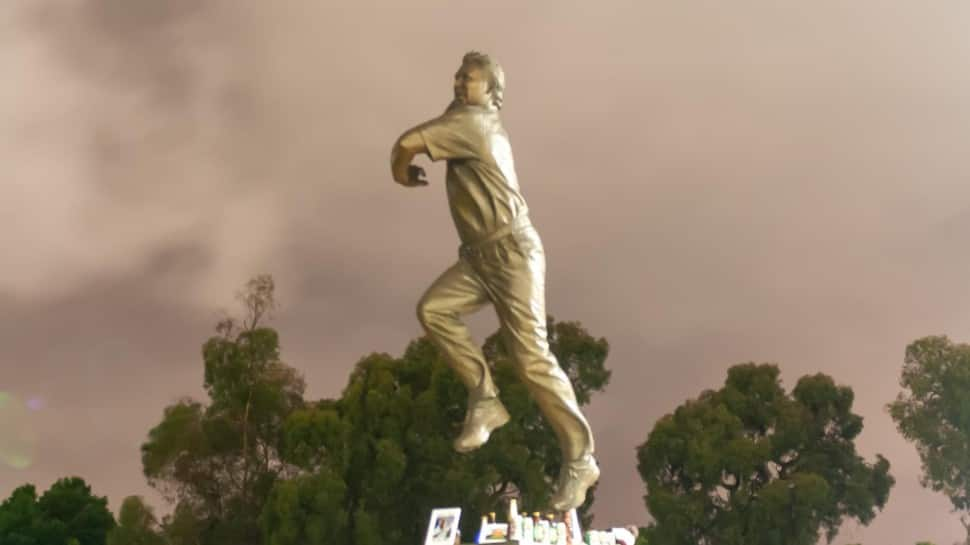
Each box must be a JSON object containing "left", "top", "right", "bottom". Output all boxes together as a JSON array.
[{"left": 416, "top": 104, "right": 529, "bottom": 245}]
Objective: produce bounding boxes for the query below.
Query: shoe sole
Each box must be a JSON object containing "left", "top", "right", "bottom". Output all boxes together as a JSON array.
[
  {"left": 453, "top": 406, "right": 511, "bottom": 453},
  {"left": 550, "top": 464, "right": 601, "bottom": 512}
]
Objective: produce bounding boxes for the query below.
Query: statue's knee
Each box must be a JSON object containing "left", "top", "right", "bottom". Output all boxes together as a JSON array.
[
  {"left": 416, "top": 299, "right": 431, "bottom": 328},
  {"left": 416, "top": 297, "right": 441, "bottom": 331}
]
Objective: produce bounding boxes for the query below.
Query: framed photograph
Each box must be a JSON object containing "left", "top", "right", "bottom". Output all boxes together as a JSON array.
[
  {"left": 477, "top": 522, "right": 508, "bottom": 544},
  {"left": 425, "top": 507, "right": 461, "bottom": 545}
]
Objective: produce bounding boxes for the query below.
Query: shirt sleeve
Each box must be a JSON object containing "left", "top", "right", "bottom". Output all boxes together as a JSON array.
[{"left": 416, "top": 110, "right": 482, "bottom": 162}]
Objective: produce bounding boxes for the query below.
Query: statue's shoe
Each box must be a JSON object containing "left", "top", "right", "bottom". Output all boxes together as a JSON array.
[
  {"left": 453, "top": 397, "right": 510, "bottom": 453},
  {"left": 549, "top": 454, "right": 600, "bottom": 512}
]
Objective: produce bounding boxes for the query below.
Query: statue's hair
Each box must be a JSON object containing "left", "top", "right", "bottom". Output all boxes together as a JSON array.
[{"left": 462, "top": 51, "right": 505, "bottom": 110}]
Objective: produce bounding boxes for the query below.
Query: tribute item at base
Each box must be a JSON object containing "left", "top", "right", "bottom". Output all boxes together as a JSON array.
[{"left": 389, "top": 51, "right": 599, "bottom": 511}]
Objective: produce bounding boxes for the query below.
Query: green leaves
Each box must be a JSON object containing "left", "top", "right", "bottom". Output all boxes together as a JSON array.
[
  {"left": 0, "top": 478, "right": 115, "bottom": 545},
  {"left": 889, "top": 335, "right": 970, "bottom": 518},
  {"left": 140, "top": 277, "right": 307, "bottom": 545},
  {"left": 260, "top": 468, "right": 350, "bottom": 545},
  {"left": 263, "top": 316, "right": 610, "bottom": 545},
  {"left": 638, "top": 363, "right": 893, "bottom": 545},
  {"left": 0, "top": 485, "right": 41, "bottom": 545},
  {"left": 134, "top": 276, "right": 609, "bottom": 545},
  {"left": 106, "top": 496, "right": 167, "bottom": 545}
]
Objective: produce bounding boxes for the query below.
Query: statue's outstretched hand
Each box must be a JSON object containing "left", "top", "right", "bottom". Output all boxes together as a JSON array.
[{"left": 400, "top": 165, "right": 429, "bottom": 187}]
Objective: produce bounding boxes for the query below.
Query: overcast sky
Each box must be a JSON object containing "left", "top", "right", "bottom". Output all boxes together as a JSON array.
[{"left": 3, "top": 1, "right": 970, "bottom": 543}]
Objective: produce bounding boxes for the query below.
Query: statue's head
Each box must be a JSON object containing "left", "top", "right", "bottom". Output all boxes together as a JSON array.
[{"left": 454, "top": 51, "right": 505, "bottom": 110}]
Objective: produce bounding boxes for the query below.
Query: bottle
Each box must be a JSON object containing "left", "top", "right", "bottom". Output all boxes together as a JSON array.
[
  {"left": 533, "top": 512, "right": 544, "bottom": 544},
  {"left": 546, "top": 514, "right": 558, "bottom": 544},
  {"left": 489, "top": 511, "right": 497, "bottom": 523},
  {"left": 562, "top": 511, "right": 574, "bottom": 545},
  {"left": 521, "top": 512, "right": 534, "bottom": 545},
  {"left": 508, "top": 499, "right": 521, "bottom": 541},
  {"left": 555, "top": 522, "right": 567, "bottom": 545},
  {"left": 477, "top": 515, "right": 489, "bottom": 544},
  {"left": 565, "top": 509, "right": 582, "bottom": 545}
]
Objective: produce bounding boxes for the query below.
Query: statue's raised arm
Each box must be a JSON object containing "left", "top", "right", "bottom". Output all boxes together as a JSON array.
[{"left": 390, "top": 129, "right": 428, "bottom": 187}]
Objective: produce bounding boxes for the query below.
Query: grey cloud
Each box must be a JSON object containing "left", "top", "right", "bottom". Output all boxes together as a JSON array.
[{"left": 4, "top": 2, "right": 970, "bottom": 544}]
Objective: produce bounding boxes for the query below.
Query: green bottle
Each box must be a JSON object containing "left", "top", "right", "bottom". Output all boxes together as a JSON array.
[{"left": 533, "top": 512, "right": 544, "bottom": 543}]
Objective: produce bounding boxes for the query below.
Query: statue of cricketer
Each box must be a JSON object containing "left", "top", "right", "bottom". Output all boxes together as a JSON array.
[{"left": 389, "top": 51, "right": 599, "bottom": 511}]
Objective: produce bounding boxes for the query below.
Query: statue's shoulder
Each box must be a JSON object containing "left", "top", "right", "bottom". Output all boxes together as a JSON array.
[
  {"left": 436, "top": 106, "right": 500, "bottom": 135},
  {"left": 443, "top": 104, "right": 497, "bottom": 119}
]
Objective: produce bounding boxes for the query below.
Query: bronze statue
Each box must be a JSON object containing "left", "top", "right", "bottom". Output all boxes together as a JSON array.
[{"left": 390, "top": 51, "right": 599, "bottom": 511}]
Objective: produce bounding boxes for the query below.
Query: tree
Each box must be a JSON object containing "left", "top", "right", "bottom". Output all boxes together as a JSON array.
[
  {"left": 264, "top": 317, "right": 611, "bottom": 545},
  {"left": 106, "top": 496, "right": 167, "bottom": 545},
  {"left": 36, "top": 477, "right": 116, "bottom": 545},
  {"left": 888, "top": 335, "right": 970, "bottom": 544},
  {"left": 141, "top": 275, "right": 307, "bottom": 545},
  {"left": 0, "top": 484, "right": 42, "bottom": 545},
  {"left": 260, "top": 466, "right": 349, "bottom": 545},
  {"left": 637, "top": 363, "right": 893, "bottom": 545},
  {"left": 0, "top": 478, "right": 116, "bottom": 545},
  {"left": 158, "top": 501, "right": 204, "bottom": 545}
]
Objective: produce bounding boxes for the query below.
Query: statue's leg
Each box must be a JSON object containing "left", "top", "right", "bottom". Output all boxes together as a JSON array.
[
  {"left": 418, "top": 259, "right": 511, "bottom": 452},
  {"left": 479, "top": 229, "right": 594, "bottom": 459},
  {"left": 417, "top": 259, "right": 496, "bottom": 397},
  {"left": 475, "top": 227, "right": 599, "bottom": 510}
]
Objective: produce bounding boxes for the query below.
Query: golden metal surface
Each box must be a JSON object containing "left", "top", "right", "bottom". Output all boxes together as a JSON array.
[{"left": 391, "top": 52, "right": 595, "bottom": 463}]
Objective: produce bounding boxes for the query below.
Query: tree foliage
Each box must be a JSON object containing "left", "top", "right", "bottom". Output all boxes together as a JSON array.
[
  {"left": 135, "top": 275, "right": 610, "bottom": 545},
  {"left": 637, "top": 363, "right": 893, "bottom": 545},
  {"left": 0, "top": 477, "right": 115, "bottom": 545},
  {"left": 260, "top": 466, "right": 349, "bottom": 545},
  {"left": 888, "top": 335, "right": 970, "bottom": 540},
  {"left": 263, "top": 316, "right": 611, "bottom": 545},
  {"left": 141, "top": 275, "right": 307, "bottom": 544},
  {"left": 0, "top": 484, "right": 41, "bottom": 545},
  {"left": 106, "top": 495, "right": 167, "bottom": 545}
]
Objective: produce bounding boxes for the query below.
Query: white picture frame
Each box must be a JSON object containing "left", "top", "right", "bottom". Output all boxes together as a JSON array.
[
  {"left": 477, "top": 521, "right": 509, "bottom": 544},
  {"left": 425, "top": 507, "right": 462, "bottom": 545}
]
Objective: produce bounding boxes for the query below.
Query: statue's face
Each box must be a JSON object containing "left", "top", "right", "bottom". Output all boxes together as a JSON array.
[{"left": 453, "top": 63, "right": 491, "bottom": 107}]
